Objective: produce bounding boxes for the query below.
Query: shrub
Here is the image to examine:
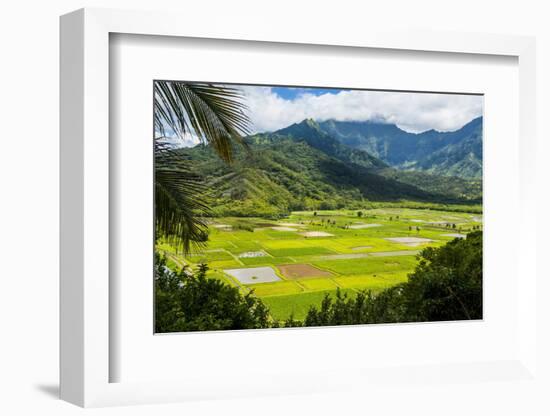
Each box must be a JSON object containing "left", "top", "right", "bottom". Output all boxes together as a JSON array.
[{"left": 155, "top": 254, "right": 270, "bottom": 332}]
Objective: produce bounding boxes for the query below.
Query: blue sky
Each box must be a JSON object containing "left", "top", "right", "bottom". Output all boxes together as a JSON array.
[{"left": 270, "top": 87, "right": 344, "bottom": 100}]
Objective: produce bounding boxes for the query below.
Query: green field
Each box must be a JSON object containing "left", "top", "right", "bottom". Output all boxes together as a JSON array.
[{"left": 158, "top": 207, "right": 482, "bottom": 322}]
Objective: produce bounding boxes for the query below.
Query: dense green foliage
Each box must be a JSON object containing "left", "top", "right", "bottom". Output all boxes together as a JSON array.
[
  {"left": 318, "top": 117, "right": 482, "bottom": 179},
  {"left": 155, "top": 254, "right": 270, "bottom": 332},
  {"left": 303, "top": 231, "right": 482, "bottom": 326},
  {"left": 355, "top": 199, "right": 482, "bottom": 214},
  {"left": 179, "top": 119, "right": 481, "bottom": 218},
  {"left": 376, "top": 168, "right": 482, "bottom": 203}
]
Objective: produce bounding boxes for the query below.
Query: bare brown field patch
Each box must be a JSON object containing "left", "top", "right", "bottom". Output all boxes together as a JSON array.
[{"left": 278, "top": 264, "right": 333, "bottom": 279}]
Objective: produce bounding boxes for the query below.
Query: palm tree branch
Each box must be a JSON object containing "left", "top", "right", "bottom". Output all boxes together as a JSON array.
[
  {"left": 153, "top": 82, "right": 252, "bottom": 251},
  {"left": 154, "top": 142, "right": 211, "bottom": 252},
  {"left": 154, "top": 82, "right": 251, "bottom": 162}
]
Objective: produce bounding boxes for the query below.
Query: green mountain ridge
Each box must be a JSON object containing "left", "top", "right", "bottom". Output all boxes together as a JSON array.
[
  {"left": 178, "top": 119, "right": 481, "bottom": 218},
  {"left": 275, "top": 118, "right": 387, "bottom": 169},
  {"left": 317, "top": 117, "right": 483, "bottom": 179}
]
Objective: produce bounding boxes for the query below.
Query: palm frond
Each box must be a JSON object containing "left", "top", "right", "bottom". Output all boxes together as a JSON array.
[
  {"left": 155, "top": 141, "right": 210, "bottom": 253},
  {"left": 154, "top": 81, "right": 251, "bottom": 162}
]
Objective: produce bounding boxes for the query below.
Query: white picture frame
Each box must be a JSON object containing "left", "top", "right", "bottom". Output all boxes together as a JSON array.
[{"left": 60, "top": 7, "right": 537, "bottom": 408}]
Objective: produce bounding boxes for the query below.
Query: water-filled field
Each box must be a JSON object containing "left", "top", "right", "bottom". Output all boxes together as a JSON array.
[{"left": 158, "top": 207, "right": 482, "bottom": 322}]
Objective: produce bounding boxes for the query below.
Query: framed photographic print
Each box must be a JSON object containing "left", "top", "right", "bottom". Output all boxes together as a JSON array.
[
  {"left": 152, "top": 81, "right": 484, "bottom": 333},
  {"left": 60, "top": 8, "right": 538, "bottom": 408}
]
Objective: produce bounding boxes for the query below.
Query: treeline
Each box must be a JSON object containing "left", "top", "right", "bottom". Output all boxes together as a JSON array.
[
  {"left": 155, "top": 232, "right": 482, "bottom": 332},
  {"left": 155, "top": 256, "right": 270, "bottom": 332},
  {"left": 360, "top": 200, "right": 482, "bottom": 215}
]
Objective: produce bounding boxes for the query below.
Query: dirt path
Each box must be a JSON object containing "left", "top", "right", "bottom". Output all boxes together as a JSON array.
[{"left": 313, "top": 250, "right": 420, "bottom": 261}]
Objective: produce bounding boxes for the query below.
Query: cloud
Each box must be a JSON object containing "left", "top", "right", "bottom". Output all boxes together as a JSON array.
[
  {"left": 156, "top": 128, "right": 201, "bottom": 148},
  {"left": 239, "top": 86, "right": 483, "bottom": 134}
]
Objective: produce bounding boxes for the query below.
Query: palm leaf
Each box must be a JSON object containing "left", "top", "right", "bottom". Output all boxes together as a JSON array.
[
  {"left": 154, "top": 81, "right": 251, "bottom": 162},
  {"left": 155, "top": 141, "right": 210, "bottom": 253},
  {"left": 154, "top": 81, "right": 251, "bottom": 252}
]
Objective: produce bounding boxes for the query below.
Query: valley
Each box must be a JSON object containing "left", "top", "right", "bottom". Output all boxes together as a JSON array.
[{"left": 158, "top": 207, "right": 482, "bottom": 322}]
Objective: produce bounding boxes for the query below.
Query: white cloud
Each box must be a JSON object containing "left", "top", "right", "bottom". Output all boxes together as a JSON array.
[
  {"left": 156, "top": 130, "right": 201, "bottom": 148},
  {"left": 240, "top": 86, "right": 483, "bottom": 134}
]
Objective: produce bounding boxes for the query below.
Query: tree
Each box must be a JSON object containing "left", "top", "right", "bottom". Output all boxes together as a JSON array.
[
  {"left": 154, "top": 81, "right": 251, "bottom": 252},
  {"left": 399, "top": 231, "right": 482, "bottom": 321},
  {"left": 357, "top": 211, "right": 363, "bottom": 217},
  {"left": 284, "top": 313, "right": 302, "bottom": 328},
  {"left": 155, "top": 254, "right": 270, "bottom": 332}
]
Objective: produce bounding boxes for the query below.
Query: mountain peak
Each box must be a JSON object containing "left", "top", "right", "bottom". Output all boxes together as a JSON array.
[
  {"left": 275, "top": 118, "right": 325, "bottom": 138},
  {"left": 298, "top": 118, "right": 321, "bottom": 130},
  {"left": 465, "top": 116, "right": 483, "bottom": 128},
  {"left": 271, "top": 118, "right": 387, "bottom": 170}
]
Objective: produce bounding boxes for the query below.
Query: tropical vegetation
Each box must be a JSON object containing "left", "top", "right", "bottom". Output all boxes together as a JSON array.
[
  {"left": 152, "top": 80, "right": 483, "bottom": 331},
  {"left": 156, "top": 230, "right": 482, "bottom": 331}
]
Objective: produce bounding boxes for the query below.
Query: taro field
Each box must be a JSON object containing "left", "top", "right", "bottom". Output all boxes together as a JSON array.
[{"left": 157, "top": 207, "right": 483, "bottom": 322}]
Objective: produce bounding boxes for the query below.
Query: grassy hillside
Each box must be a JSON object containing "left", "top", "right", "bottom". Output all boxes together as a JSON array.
[{"left": 178, "top": 123, "right": 481, "bottom": 218}]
